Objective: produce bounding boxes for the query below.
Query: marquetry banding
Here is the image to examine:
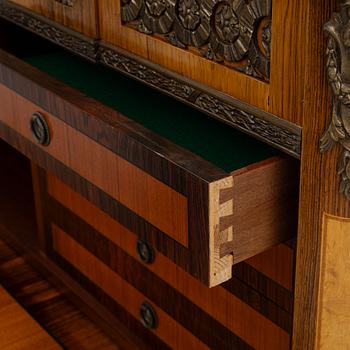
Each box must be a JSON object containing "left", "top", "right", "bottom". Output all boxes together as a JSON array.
[
  {"left": 47, "top": 176, "right": 292, "bottom": 349},
  {"left": 52, "top": 225, "right": 210, "bottom": 350}
]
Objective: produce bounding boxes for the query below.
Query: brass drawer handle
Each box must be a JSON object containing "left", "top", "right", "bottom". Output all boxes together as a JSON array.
[
  {"left": 140, "top": 302, "right": 157, "bottom": 329},
  {"left": 30, "top": 112, "right": 51, "bottom": 146},
  {"left": 136, "top": 240, "right": 154, "bottom": 264}
]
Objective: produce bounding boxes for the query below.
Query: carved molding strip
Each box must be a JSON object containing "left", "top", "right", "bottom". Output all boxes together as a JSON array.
[
  {"left": 121, "top": 0, "right": 272, "bottom": 81},
  {"left": 321, "top": 1, "right": 350, "bottom": 199},
  {"left": 99, "top": 43, "right": 301, "bottom": 157},
  {"left": 0, "top": 2, "right": 301, "bottom": 157},
  {"left": 0, "top": 3, "right": 97, "bottom": 61}
]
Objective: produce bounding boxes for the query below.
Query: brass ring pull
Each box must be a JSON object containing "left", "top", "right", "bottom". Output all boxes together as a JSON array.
[
  {"left": 136, "top": 239, "right": 154, "bottom": 264},
  {"left": 30, "top": 112, "right": 51, "bottom": 146},
  {"left": 140, "top": 302, "right": 157, "bottom": 329}
]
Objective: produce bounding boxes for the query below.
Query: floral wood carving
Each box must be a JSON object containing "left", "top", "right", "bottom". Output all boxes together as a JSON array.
[
  {"left": 121, "top": 0, "right": 272, "bottom": 80},
  {"left": 321, "top": 0, "right": 350, "bottom": 199}
]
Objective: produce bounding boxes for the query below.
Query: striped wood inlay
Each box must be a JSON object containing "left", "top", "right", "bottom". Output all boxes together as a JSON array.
[
  {"left": 48, "top": 175, "right": 291, "bottom": 350},
  {"left": 52, "top": 225, "right": 210, "bottom": 350},
  {"left": 0, "top": 83, "right": 188, "bottom": 247}
]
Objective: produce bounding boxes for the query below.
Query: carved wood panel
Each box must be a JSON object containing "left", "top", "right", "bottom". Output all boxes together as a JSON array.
[{"left": 121, "top": 0, "right": 272, "bottom": 81}]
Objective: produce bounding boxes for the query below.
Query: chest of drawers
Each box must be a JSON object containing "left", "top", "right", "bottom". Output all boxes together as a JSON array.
[{"left": 0, "top": 0, "right": 348, "bottom": 349}]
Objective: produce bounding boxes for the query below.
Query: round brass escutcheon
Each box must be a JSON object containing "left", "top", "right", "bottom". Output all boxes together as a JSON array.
[
  {"left": 136, "top": 239, "right": 154, "bottom": 264},
  {"left": 30, "top": 112, "right": 51, "bottom": 146},
  {"left": 140, "top": 302, "right": 157, "bottom": 329}
]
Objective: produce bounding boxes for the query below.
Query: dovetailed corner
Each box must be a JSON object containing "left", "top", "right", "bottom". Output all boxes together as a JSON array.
[{"left": 208, "top": 176, "right": 234, "bottom": 287}]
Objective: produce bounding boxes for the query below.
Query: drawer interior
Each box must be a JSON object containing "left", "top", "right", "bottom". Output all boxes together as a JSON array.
[
  {"left": 0, "top": 20, "right": 281, "bottom": 174},
  {"left": 23, "top": 51, "right": 279, "bottom": 173}
]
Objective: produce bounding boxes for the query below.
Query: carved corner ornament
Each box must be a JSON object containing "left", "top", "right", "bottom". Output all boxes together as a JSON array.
[{"left": 321, "top": 1, "right": 350, "bottom": 199}]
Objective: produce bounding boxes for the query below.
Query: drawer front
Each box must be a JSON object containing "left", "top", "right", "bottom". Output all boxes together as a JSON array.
[
  {"left": 0, "top": 43, "right": 298, "bottom": 286},
  {"left": 45, "top": 175, "right": 293, "bottom": 349},
  {"left": 0, "top": 83, "right": 189, "bottom": 248},
  {"left": 8, "top": 0, "right": 98, "bottom": 37}
]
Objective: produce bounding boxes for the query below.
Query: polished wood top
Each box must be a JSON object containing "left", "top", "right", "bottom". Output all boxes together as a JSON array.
[{"left": 0, "top": 285, "right": 61, "bottom": 349}]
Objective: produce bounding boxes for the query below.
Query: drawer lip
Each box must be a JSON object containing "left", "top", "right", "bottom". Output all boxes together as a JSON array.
[{"left": 0, "top": 48, "right": 229, "bottom": 186}]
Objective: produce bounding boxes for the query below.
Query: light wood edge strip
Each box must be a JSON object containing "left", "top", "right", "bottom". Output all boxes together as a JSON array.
[
  {"left": 209, "top": 176, "right": 234, "bottom": 287},
  {"left": 51, "top": 225, "right": 209, "bottom": 350},
  {"left": 316, "top": 213, "right": 350, "bottom": 349}
]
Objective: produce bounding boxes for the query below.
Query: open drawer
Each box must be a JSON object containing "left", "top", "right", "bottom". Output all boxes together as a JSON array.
[{"left": 0, "top": 21, "right": 299, "bottom": 287}]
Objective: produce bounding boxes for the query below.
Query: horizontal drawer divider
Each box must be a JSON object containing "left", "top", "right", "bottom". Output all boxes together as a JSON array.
[
  {"left": 52, "top": 225, "right": 209, "bottom": 350},
  {"left": 51, "top": 228, "right": 252, "bottom": 350},
  {"left": 49, "top": 206, "right": 290, "bottom": 350}
]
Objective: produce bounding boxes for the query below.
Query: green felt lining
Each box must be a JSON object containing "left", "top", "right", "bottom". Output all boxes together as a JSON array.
[{"left": 24, "top": 51, "right": 279, "bottom": 172}]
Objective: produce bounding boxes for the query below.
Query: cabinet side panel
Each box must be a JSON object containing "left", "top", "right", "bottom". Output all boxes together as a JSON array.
[{"left": 316, "top": 214, "right": 350, "bottom": 349}]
